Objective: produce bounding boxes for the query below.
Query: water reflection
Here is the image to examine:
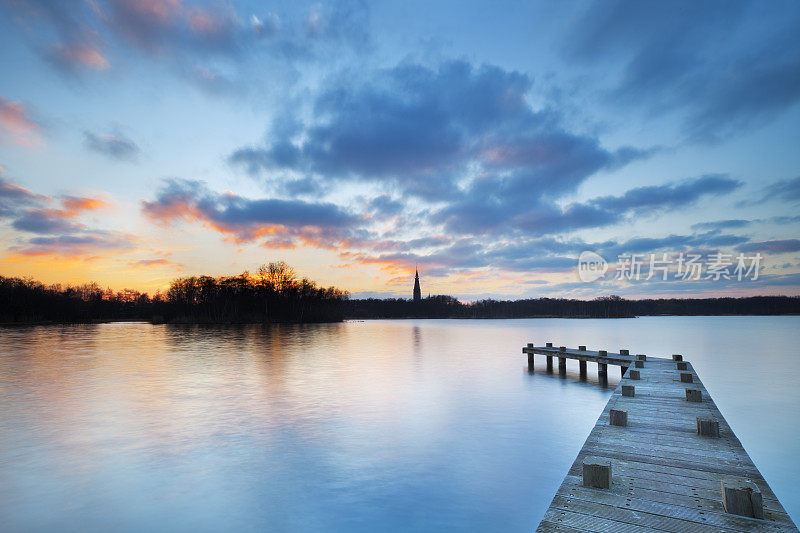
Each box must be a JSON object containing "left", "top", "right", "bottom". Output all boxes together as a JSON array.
[{"left": 0, "top": 317, "right": 798, "bottom": 531}]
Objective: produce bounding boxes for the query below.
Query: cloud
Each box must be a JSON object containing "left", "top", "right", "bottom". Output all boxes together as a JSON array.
[
  {"left": 229, "top": 60, "right": 653, "bottom": 204},
  {"left": 106, "top": 0, "right": 184, "bottom": 52},
  {"left": 736, "top": 239, "right": 800, "bottom": 254},
  {"left": 755, "top": 176, "right": 800, "bottom": 204},
  {"left": 10, "top": 232, "right": 137, "bottom": 257},
  {"left": 339, "top": 229, "right": 754, "bottom": 280},
  {"left": 84, "top": 130, "right": 140, "bottom": 161},
  {"left": 589, "top": 174, "right": 741, "bottom": 213},
  {"left": 0, "top": 98, "right": 42, "bottom": 146},
  {"left": 563, "top": 0, "right": 800, "bottom": 141},
  {"left": 3, "top": 0, "right": 110, "bottom": 73},
  {"left": 278, "top": 176, "right": 327, "bottom": 197},
  {"left": 366, "top": 194, "right": 404, "bottom": 217},
  {"left": 691, "top": 219, "right": 752, "bottom": 231},
  {"left": 61, "top": 195, "right": 110, "bottom": 212},
  {"left": 4, "top": 0, "right": 370, "bottom": 94},
  {"left": 0, "top": 176, "right": 132, "bottom": 259},
  {"left": 11, "top": 208, "right": 84, "bottom": 234},
  {"left": 129, "top": 257, "right": 174, "bottom": 268},
  {"left": 105, "top": 0, "right": 245, "bottom": 56},
  {"left": 102, "top": 0, "right": 369, "bottom": 67},
  {"left": 433, "top": 174, "right": 741, "bottom": 237},
  {"left": 9, "top": 194, "right": 111, "bottom": 234},
  {"left": 50, "top": 40, "right": 110, "bottom": 71},
  {"left": 141, "top": 178, "right": 359, "bottom": 246},
  {"left": 771, "top": 215, "right": 800, "bottom": 225},
  {"left": 0, "top": 177, "right": 48, "bottom": 217},
  {"left": 539, "top": 270, "right": 800, "bottom": 299}
]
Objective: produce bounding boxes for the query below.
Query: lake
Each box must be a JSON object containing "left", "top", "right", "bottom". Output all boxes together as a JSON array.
[{"left": 1, "top": 317, "right": 798, "bottom": 531}]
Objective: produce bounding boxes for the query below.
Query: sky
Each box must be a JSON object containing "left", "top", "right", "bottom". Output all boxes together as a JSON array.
[{"left": 0, "top": 0, "right": 799, "bottom": 300}]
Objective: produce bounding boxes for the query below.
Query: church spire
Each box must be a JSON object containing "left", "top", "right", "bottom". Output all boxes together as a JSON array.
[{"left": 413, "top": 266, "right": 421, "bottom": 302}]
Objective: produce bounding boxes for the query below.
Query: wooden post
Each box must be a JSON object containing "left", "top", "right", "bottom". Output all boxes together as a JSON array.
[
  {"left": 629, "top": 370, "right": 640, "bottom": 380},
  {"left": 677, "top": 362, "right": 687, "bottom": 370},
  {"left": 680, "top": 372, "right": 693, "bottom": 383},
  {"left": 686, "top": 389, "right": 702, "bottom": 402},
  {"left": 578, "top": 345, "right": 587, "bottom": 351},
  {"left": 636, "top": 354, "right": 646, "bottom": 361},
  {"left": 598, "top": 362, "right": 607, "bottom": 376},
  {"left": 621, "top": 366, "right": 628, "bottom": 377},
  {"left": 622, "top": 385, "right": 635, "bottom": 397},
  {"left": 620, "top": 349, "right": 629, "bottom": 355},
  {"left": 582, "top": 457, "right": 611, "bottom": 489},
  {"left": 635, "top": 360, "right": 644, "bottom": 368},
  {"left": 546, "top": 342, "right": 553, "bottom": 347},
  {"left": 672, "top": 354, "right": 683, "bottom": 361},
  {"left": 558, "top": 357, "right": 566, "bottom": 373},
  {"left": 610, "top": 409, "right": 627, "bottom": 426},
  {"left": 579, "top": 360, "right": 587, "bottom": 377},
  {"left": 721, "top": 479, "right": 764, "bottom": 519},
  {"left": 559, "top": 346, "right": 567, "bottom": 352},
  {"left": 546, "top": 355, "right": 553, "bottom": 372},
  {"left": 598, "top": 350, "right": 607, "bottom": 357},
  {"left": 697, "top": 417, "right": 720, "bottom": 438}
]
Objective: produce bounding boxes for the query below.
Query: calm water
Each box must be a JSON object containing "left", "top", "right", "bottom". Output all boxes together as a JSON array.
[{"left": 1, "top": 317, "right": 798, "bottom": 531}]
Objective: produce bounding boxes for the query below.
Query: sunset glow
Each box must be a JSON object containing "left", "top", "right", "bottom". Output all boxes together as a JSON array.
[{"left": 1, "top": 0, "right": 799, "bottom": 299}]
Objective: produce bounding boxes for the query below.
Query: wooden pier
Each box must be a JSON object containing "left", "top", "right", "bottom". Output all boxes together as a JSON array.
[{"left": 523, "top": 344, "right": 798, "bottom": 532}]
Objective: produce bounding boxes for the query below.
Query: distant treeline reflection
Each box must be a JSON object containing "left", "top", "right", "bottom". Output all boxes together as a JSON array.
[{"left": 1, "top": 269, "right": 798, "bottom": 324}]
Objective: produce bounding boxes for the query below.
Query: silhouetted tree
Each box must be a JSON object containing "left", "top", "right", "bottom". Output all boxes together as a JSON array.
[{"left": 0, "top": 262, "right": 348, "bottom": 324}]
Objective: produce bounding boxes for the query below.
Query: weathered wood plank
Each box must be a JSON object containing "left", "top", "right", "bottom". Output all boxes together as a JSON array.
[{"left": 527, "top": 347, "right": 798, "bottom": 532}]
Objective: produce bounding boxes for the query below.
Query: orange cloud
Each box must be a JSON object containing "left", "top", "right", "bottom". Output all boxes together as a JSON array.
[
  {"left": 62, "top": 196, "right": 111, "bottom": 213},
  {"left": 0, "top": 98, "right": 42, "bottom": 147},
  {"left": 338, "top": 250, "right": 414, "bottom": 276}
]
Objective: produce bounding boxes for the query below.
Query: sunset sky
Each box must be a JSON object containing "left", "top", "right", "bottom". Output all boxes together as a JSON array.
[{"left": 1, "top": 0, "right": 799, "bottom": 299}]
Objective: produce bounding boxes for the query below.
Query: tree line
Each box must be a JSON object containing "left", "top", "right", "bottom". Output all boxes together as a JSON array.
[
  {"left": 344, "top": 294, "right": 799, "bottom": 319},
  {"left": 0, "top": 262, "right": 347, "bottom": 324},
  {"left": 1, "top": 267, "right": 797, "bottom": 324}
]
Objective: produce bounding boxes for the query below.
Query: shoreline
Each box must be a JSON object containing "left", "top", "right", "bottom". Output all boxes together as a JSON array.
[{"left": 2, "top": 313, "right": 799, "bottom": 327}]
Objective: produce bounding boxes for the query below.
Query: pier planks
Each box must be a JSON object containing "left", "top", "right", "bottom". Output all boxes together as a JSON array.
[{"left": 522, "top": 347, "right": 798, "bottom": 532}]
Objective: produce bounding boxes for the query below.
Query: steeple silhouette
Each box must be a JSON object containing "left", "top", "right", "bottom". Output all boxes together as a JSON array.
[{"left": 413, "top": 267, "right": 421, "bottom": 302}]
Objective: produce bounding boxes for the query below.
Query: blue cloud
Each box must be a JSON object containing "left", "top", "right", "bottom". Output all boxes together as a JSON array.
[
  {"left": 84, "top": 130, "right": 139, "bottom": 161},
  {"left": 433, "top": 174, "right": 741, "bottom": 237},
  {"left": 564, "top": 0, "right": 800, "bottom": 141},
  {"left": 11, "top": 232, "right": 136, "bottom": 256},
  {"left": 11, "top": 209, "right": 83, "bottom": 234},
  {"left": 736, "top": 240, "right": 800, "bottom": 254},
  {"left": 757, "top": 176, "right": 800, "bottom": 204},
  {"left": 366, "top": 195, "right": 404, "bottom": 217},
  {"left": 229, "top": 60, "right": 653, "bottom": 202},
  {"left": 591, "top": 174, "right": 741, "bottom": 213},
  {"left": 0, "top": 177, "right": 46, "bottom": 218},
  {"left": 691, "top": 219, "right": 752, "bottom": 231}
]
